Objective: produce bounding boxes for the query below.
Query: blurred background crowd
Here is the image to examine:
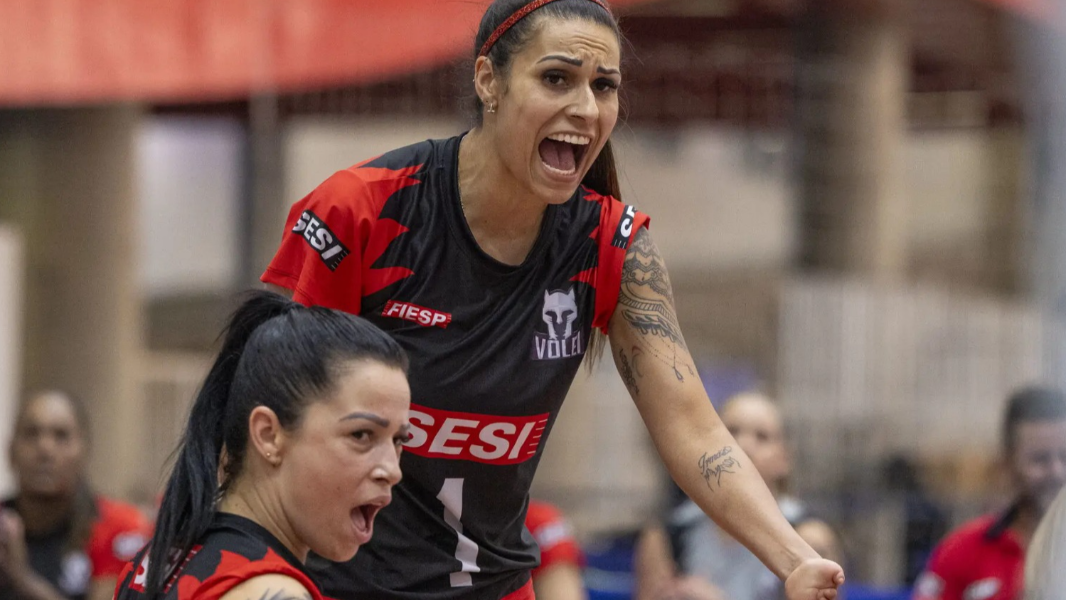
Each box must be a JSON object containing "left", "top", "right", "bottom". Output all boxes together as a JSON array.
[{"left": 1, "top": 0, "right": 1065, "bottom": 599}]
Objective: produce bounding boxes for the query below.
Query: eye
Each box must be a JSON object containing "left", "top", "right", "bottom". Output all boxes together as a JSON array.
[
  {"left": 594, "top": 78, "right": 619, "bottom": 93},
  {"left": 543, "top": 71, "right": 567, "bottom": 87},
  {"left": 393, "top": 433, "right": 408, "bottom": 447},
  {"left": 351, "top": 430, "right": 372, "bottom": 442}
]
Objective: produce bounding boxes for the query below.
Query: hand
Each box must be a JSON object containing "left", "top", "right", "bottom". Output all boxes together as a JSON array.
[
  {"left": 0, "top": 509, "right": 30, "bottom": 583},
  {"left": 664, "top": 575, "right": 726, "bottom": 600},
  {"left": 784, "top": 558, "right": 845, "bottom": 600}
]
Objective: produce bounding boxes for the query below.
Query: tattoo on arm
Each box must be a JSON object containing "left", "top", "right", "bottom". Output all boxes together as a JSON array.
[
  {"left": 618, "top": 348, "right": 640, "bottom": 396},
  {"left": 255, "top": 590, "right": 313, "bottom": 600},
  {"left": 698, "top": 446, "right": 742, "bottom": 492},
  {"left": 618, "top": 228, "right": 696, "bottom": 383}
]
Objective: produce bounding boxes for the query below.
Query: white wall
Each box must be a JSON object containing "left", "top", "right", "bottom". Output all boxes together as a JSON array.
[
  {"left": 0, "top": 226, "right": 23, "bottom": 497},
  {"left": 137, "top": 117, "right": 243, "bottom": 297}
]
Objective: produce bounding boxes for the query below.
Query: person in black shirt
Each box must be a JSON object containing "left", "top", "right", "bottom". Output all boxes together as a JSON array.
[
  {"left": 113, "top": 292, "right": 411, "bottom": 600},
  {"left": 264, "top": 1, "right": 846, "bottom": 599}
]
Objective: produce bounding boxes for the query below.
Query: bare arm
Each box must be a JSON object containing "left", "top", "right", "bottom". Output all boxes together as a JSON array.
[
  {"left": 533, "top": 563, "right": 588, "bottom": 600},
  {"left": 218, "top": 573, "right": 313, "bottom": 600},
  {"left": 89, "top": 578, "right": 120, "bottom": 600},
  {"left": 633, "top": 525, "right": 677, "bottom": 600},
  {"left": 607, "top": 228, "right": 842, "bottom": 599}
]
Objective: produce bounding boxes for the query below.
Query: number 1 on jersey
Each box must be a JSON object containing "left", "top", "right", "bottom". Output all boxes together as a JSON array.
[{"left": 437, "top": 478, "right": 481, "bottom": 587}]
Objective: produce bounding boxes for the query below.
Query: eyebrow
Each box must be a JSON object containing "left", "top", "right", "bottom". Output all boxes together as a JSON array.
[
  {"left": 538, "top": 54, "right": 620, "bottom": 76},
  {"left": 340, "top": 412, "right": 389, "bottom": 427}
]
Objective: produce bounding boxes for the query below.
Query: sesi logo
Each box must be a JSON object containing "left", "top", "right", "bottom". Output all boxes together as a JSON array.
[
  {"left": 383, "top": 300, "right": 452, "bottom": 329},
  {"left": 612, "top": 204, "right": 637, "bottom": 249},
  {"left": 404, "top": 404, "right": 549, "bottom": 465},
  {"left": 292, "top": 210, "right": 350, "bottom": 271}
]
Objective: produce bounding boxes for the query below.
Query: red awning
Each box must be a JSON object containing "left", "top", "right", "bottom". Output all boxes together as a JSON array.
[{"left": 0, "top": 0, "right": 657, "bottom": 107}]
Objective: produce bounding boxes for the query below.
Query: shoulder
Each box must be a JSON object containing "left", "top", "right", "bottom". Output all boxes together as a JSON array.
[
  {"left": 217, "top": 573, "right": 316, "bottom": 600},
  {"left": 926, "top": 514, "right": 1000, "bottom": 571},
  {"left": 87, "top": 496, "right": 151, "bottom": 576},
  {"left": 302, "top": 137, "right": 452, "bottom": 213},
  {"left": 526, "top": 500, "right": 564, "bottom": 530}
]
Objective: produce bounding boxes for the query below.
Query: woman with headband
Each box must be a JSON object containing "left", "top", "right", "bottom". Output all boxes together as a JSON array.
[{"left": 263, "top": 1, "right": 846, "bottom": 599}]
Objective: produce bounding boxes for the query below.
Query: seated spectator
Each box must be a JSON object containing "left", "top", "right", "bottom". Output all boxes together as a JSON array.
[
  {"left": 1023, "top": 486, "right": 1066, "bottom": 600},
  {"left": 634, "top": 391, "right": 841, "bottom": 600},
  {"left": 0, "top": 390, "right": 151, "bottom": 600},
  {"left": 913, "top": 386, "right": 1066, "bottom": 600},
  {"left": 526, "top": 499, "right": 587, "bottom": 600}
]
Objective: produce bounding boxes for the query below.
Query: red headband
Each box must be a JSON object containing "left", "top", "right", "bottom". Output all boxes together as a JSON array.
[{"left": 478, "top": 0, "right": 612, "bottom": 58}]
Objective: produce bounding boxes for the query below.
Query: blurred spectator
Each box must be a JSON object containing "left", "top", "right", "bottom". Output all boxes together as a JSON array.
[
  {"left": 1022, "top": 486, "right": 1065, "bottom": 600},
  {"left": 913, "top": 386, "right": 1066, "bottom": 600},
  {"left": 883, "top": 455, "right": 949, "bottom": 586},
  {"left": 634, "top": 392, "right": 841, "bottom": 600},
  {"left": 526, "top": 499, "right": 588, "bottom": 600},
  {"left": 0, "top": 391, "right": 151, "bottom": 600}
]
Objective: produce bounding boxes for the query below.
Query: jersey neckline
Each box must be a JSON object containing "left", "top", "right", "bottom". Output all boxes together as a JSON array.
[
  {"left": 441, "top": 132, "right": 564, "bottom": 276},
  {"left": 212, "top": 511, "right": 309, "bottom": 573}
]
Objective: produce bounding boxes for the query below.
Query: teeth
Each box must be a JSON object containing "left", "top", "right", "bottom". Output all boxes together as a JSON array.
[
  {"left": 542, "top": 162, "right": 577, "bottom": 176},
  {"left": 547, "top": 133, "right": 590, "bottom": 146}
]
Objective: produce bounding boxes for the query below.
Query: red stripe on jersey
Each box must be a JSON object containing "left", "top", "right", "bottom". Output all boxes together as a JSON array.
[{"left": 404, "top": 404, "right": 549, "bottom": 465}]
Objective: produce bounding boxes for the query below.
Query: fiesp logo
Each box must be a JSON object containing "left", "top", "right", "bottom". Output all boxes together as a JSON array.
[
  {"left": 292, "top": 209, "right": 350, "bottom": 271},
  {"left": 404, "top": 404, "right": 549, "bottom": 465},
  {"left": 383, "top": 300, "right": 452, "bottom": 329}
]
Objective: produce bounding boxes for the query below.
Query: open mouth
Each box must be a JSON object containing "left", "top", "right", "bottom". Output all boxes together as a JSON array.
[
  {"left": 538, "top": 133, "right": 591, "bottom": 177},
  {"left": 351, "top": 500, "right": 388, "bottom": 541}
]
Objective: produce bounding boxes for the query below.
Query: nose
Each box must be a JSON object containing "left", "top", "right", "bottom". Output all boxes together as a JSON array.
[
  {"left": 567, "top": 84, "right": 599, "bottom": 123},
  {"left": 373, "top": 446, "right": 403, "bottom": 487}
]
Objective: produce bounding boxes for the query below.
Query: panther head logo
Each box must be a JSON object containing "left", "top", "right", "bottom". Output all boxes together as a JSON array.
[{"left": 542, "top": 288, "right": 578, "bottom": 340}]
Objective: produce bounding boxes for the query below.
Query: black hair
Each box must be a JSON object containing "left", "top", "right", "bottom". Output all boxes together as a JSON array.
[
  {"left": 144, "top": 291, "right": 408, "bottom": 597},
  {"left": 474, "top": 0, "right": 623, "bottom": 367},
  {"left": 12, "top": 390, "right": 96, "bottom": 555},
  {"left": 1003, "top": 386, "right": 1066, "bottom": 453}
]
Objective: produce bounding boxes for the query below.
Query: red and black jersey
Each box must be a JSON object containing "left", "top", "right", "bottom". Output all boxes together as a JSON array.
[
  {"left": 0, "top": 495, "right": 151, "bottom": 600},
  {"left": 113, "top": 513, "right": 323, "bottom": 600},
  {"left": 263, "top": 134, "right": 649, "bottom": 600},
  {"left": 912, "top": 505, "right": 1025, "bottom": 600}
]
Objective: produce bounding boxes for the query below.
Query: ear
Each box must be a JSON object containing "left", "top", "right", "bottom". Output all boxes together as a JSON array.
[
  {"left": 567, "top": 289, "right": 575, "bottom": 301},
  {"left": 544, "top": 290, "right": 550, "bottom": 303},
  {"left": 248, "top": 406, "right": 285, "bottom": 466},
  {"left": 473, "top": 56, "right": 501, "bottom": 109}
]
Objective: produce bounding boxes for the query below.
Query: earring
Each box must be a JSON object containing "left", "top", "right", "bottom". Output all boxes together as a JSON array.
[{"left": 487, "top": 102, "right": 497, "bottom": 114}]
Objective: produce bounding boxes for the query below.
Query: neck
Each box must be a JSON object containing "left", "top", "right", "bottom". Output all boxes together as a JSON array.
[
  {"left": 219, "top": 477, "right": 307, "bottom": 562},
  {"left": 459, "top": 128, "right": 551, "bottom": 265},
  {"left": 1010, "top": 499, "right": 1041, "bottom": 547},
  {"left": 16, "top": 493, "right": 76, "bottom": 534}
]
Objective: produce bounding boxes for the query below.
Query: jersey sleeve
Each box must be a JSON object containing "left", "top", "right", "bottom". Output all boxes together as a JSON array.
[
  {"left": 87, "top": 498, "right": 152, "bottom": 580},
  {"left": 526, "top": 501, "right": 584, "bottom": 576},
  {"left": 591, "top": 193, "right": 650, "bottom": 333},
  {"left": 912, "top": 535, "right": 967, "bottom": 600},
  {"left": 189, "top": 550, "right": 325, "bottom": 600},
  {"left": 262, "top": 169, "right": 377, "bottom": 315}
]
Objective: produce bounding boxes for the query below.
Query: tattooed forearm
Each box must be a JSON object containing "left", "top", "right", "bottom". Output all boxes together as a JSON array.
[
  {"left": 619, "top": 348, "right": 640, "bottom": 396},
  {"left": 698, "top": 446, "right": 742, "bottom": 492},
  {"left": 256, "top": 590, "right": 313, "bottom": 600}
]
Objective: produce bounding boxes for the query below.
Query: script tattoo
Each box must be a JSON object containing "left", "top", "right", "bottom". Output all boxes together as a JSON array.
[
  {"left": 255, "top": 590, "right": 313, "bottom": 600},
  {"left": 618, "top": 228, "right": 695, "bottom": 383},
  {"left": 619, "top": 348, "right": 640, "bottom": 396},
  {"left": 698, "top": 446, "right": 741, "bottom": 492}
]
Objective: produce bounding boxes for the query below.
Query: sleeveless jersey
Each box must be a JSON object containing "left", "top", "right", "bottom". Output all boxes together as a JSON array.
[
  {"left": 263, "top": 134, "right": 649, "bottom": 600},
  {"left": 113, "top": 513, "right": 323, "bottom": 600}
]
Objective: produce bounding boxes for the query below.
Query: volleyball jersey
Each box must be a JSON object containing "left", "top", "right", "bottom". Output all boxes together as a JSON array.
[
  {"left": 0, "top": 495, "right": 150, "bottom": 600},
  {"left": 113, "top": 513, "right": 323, "bottom": 600},
  {"left": 263, "top": 134, "right": 649, "bottom": 600},
  {"left": 912, "top": 507, "right": 1024, "bottom": 600}
]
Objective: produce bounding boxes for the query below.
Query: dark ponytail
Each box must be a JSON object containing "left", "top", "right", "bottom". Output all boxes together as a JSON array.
[{"left": 145, "top": 291, "right": 407, "bottom": 597}]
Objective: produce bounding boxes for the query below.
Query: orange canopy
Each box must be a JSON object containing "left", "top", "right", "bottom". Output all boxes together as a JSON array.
[{"left": 0, "top": 0, "right": 656, "bottom": 107}]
